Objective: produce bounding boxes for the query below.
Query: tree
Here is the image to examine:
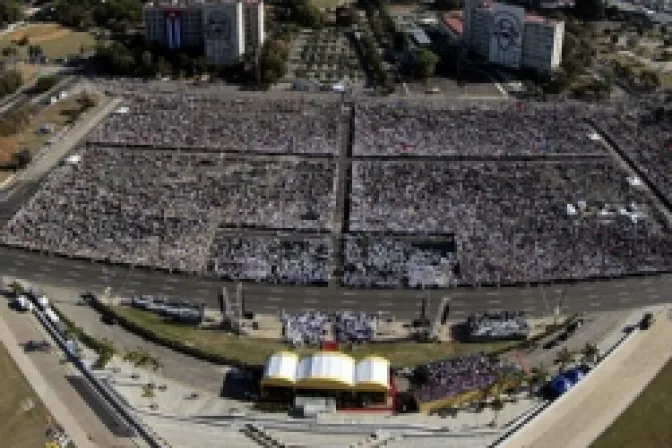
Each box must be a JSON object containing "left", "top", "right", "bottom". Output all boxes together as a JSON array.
[
  {"left": 528, "top": 364, "right": 549, "bottom": 396},
  {"left": 413, "top": 48, "right": 439, "bottom": 81},
  {"left": 259, "top": 40, "right": 288, "bottom": 86},
  {"left": 555, "top": 347, "right": 574, "bottom": 372},
  {"left": 574, "top": 0, "right": 605, "bottom": 21},
  {"left": 28, "top": 45, "right": 44, "bottom": 60},
  {"left": 0, "top": 0, "right": 23, "bottom": 27},
  {"left": 640, "top": 70, "right": 661, "bottom": 92},
  {"left": 92, "top": 338, "right": 116, "bottom": 369},
  {"left": 11, "top": 148, "right": 32, "bottom": 170},
  {"left": 32, "top": 75, "right": 60, "bottom": 94},
  {"left": 581, "top": 342, "right": 600, "bottom": 365},
  {"left": 489, "top": 395, "right": 505, "bottom": 427}
]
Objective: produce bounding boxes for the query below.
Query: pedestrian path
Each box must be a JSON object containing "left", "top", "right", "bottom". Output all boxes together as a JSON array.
[
  {"left": 504, "top": 306, "right": 672, "bottom": 448},
  {"left": 0, "top": 307, "right": 96, "bottom": 448}
]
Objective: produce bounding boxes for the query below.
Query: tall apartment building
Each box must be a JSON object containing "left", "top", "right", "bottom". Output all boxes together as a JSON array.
[
  {"left": 460, "top": 0, "right": 564, "bottom": 73},
  {"left": 143, "top": 0, "right": 265, "bottom": 66}
]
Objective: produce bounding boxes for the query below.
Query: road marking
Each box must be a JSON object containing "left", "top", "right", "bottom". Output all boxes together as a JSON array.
[
  {"left": 582, "top": 285, "right": 594, "bottom": 291},
  {"left": 488, "top": 300, "right": 501, "bottom": 305},
  {"left": 13, "top": 260, "right": 25, "bottom": 266},
  {"left": 614, "top": 283, "right": 626, "bottom": 289},
  {"left": 270, "top": 288, "right": 284, "bottom": 294},
  {"left": 268, "top": 297, "right": 282, "bottom": 302},
  {"left": 341, "top": 300, "right": 355, "bottom": 305},
  {"left": 128, "top": 280, "right": 142, "bottom": 286},
  {"left": 644, "top": 288, "right": 656, "bottom": 294},
  {"left": 34, "top": 272, "right": 46, "bottom": 278},
  {"left": 619, "top": 297, "right": 631, "bottom": 303},
  {"left": 165, "top": 277, "right": 180, "bottom": 283},
  {"left": 162, "top": 285, "right": 175, "bottom": 291},
  {"left": 587, "top": 294, "right": 598, "bottom": 299},
  {"left": 485, "top": 291, "right": 500, "bottom": 296},
  {"left": 452, "top": 310, "right": 465, "bottom": 316},
  {"left": 264, "top": 305, "right": 278, "bottom": 310},
  {"left": 379, "top": 302, "right": 393, "bottom": 307},
  {"left": 523, "top": 307, "right": 537, "bottom": 313},
  {"left": 343, "top": 291, "right": 357, "bottom": 297},
  {"left": 62, "top": 278, "right": 76, "bottom": 283},
  {"left": 589, "top": 302, "right": 601, "bottom": 307},
  {"left": 617, "top": 291, "right": 628, "bottom": 296},
  {"left": 650, "top": 294, "right": 661, "bottom": 301}
]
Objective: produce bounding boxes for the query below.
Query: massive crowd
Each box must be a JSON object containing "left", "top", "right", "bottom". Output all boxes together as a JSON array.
[
  {"left": 2, "top": 91, "right": 671, "bottom": 288},
  {"left": 2, "top": 146, "right": 336, "bottom": 277},
  {"left": 415, "top": 353, "right": 519, "bottom": 403},
  {"left": 90, "top": 93, "right": 343, "bottom": 155},
  {"left": 349, "top": 159, "right": 672, "bottom": 286},
  {"left": 353, "top": 102, "right": 606, "bottom": 157},
  {"left": 591, "top": 99, "right": 672, "bottom": 206}
]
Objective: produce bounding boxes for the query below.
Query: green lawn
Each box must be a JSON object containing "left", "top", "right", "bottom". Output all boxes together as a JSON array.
[
  {"left": 0, "top": 341, "right": 50, "bottom": 448},
  {"left": 592, "top": 358, "right": 672, "bottom": 448},
  {"left": 113, "top": 306, "right": 517, "bottom": 368}
]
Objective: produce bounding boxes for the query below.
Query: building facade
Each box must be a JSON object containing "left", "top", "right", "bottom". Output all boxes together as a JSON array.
[
  {"left": 459, "top": 0, "right": 564, "bottom": 73},
  {"left": 144, "top": 0, "right": 265, "bottom": 66}
]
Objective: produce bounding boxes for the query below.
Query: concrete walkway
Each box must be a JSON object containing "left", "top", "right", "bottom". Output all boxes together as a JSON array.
[
  {"left": 0, "top": 308, "right": 96, "bottom": 448},
  {"left": 505, "top": 307, "right": 672, "bottom": 448}
]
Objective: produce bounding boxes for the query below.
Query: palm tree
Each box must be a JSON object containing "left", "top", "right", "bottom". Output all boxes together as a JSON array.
[
  {"left": 555, "top": 347, "right": 574, "bottom": 372},
  {"left": 528, "top": 364, "right": 549, "bottom": 397},
  {"left": 123, "top": 348, "right": 145, "bottom": 380},
  {"left": 581, "top": 342, "right": 600, "bottom": 365},
  {"left": 489, "top": 395, "right": 505, "bottom": 427}
]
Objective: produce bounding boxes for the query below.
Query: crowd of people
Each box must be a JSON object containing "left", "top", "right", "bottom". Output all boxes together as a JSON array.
[
  {"left": 282, "top": 310, "right": 377, "bottom": 347},
  {"left": 591, "top": 98, "right": 672, "bottom": 206},
  {"left": 2, "top": 90, "right": 671, "bottom": 288},
  {"left": 90, "top": 93, "right": 343, "bottom": 156},
  {"left": 344, "top": 237, "right": 456, "bottom": 288},
  {"left": 353, "top": 102, "right": 605, "bottom": 157},
  {"left": 415, "top": 353, "right": 519, "bottom": 403},
  {"left": 1, "top": 146, "right": 336, "bottom": 276},
  {"left": 464, "top": 311, "right": 529, "bottom": 341},
  {"left": 349, "top": 159, "right": 672, "bottom": 286},
  {"left": 208, "top": 235, "right": 332, "bottom": 284}
]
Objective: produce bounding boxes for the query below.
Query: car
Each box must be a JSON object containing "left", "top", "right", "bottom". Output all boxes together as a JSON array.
[{"left": 101, "top": 313, "right": 117, "bottom": 325}]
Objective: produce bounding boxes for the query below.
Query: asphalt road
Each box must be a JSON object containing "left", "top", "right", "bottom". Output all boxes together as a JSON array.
[{"left": 1, "top": 246, "right": 671, "bottom": 319}]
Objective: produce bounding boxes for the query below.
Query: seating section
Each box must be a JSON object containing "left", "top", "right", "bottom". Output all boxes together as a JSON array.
[{"left": 416, "top": 353, "right": 519, "bottom": 403}]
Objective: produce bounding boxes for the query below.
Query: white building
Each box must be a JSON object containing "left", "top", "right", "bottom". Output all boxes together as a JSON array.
[
  {"left": 144, "top": 0, "right": 265, "bottom": 66},
  {"left": 460, "top": 0, "right": 564, "bottom": 73}
]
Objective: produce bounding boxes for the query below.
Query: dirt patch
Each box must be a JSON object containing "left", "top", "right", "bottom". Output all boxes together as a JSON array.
[
  {"left": 13, "top": 62, "right": 36, "bottom": 83},
  {"left": 6, "top": 24, "right": 63, "bottom": 42},
  {"left": 0, "top": 136, "right": 19, "bottom": 166},
  {"left": 26, "top": 28, "right": 71, "bottom": 44}
]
